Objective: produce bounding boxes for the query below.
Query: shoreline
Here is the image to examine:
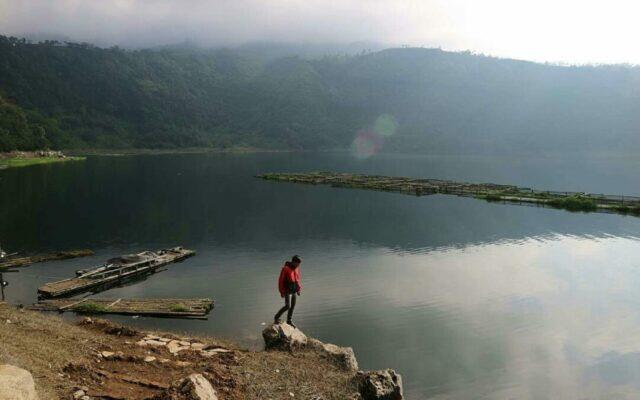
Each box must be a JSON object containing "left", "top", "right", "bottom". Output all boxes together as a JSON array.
[
  {"left": 0, "top": 302, "right": 401, "bottom": 399},
  {"left": 0, "top": 151, "right": 85, "bottom": 170},
  {"left": 64, "top": 147, "right": 298, "bottom": 157}
]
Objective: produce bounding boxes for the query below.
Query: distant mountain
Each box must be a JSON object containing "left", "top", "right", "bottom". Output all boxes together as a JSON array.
[
  {"left": 1, "top": 35, "right": 639, "bottom": 154},
  {"left": 234, "top": 41, "right": 387, "bottom": 61}
]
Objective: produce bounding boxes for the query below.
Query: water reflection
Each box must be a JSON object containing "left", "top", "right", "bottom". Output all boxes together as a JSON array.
[{"left": 3, "top": 153, "right": 640, "bottom": 398}]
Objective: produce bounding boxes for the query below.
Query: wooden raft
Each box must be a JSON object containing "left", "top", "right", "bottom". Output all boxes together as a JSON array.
[
  {"left": 258, "top": 172, "right": 640, "bottom": 215},
  {"left": 0, "top": 249, "right": 94, "bottom": 269},
  {"left": 38, "top": 247, "right": 195, "bottom": 298},
  {"left": 30, "top": 298, "right": 214, "bottom": 319}
]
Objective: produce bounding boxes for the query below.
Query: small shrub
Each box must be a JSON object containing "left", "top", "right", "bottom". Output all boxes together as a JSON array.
[
  {"left": 615, "top": 205, "right": 630, "bottom": 214},
  {"left": 548, "top": 196, "right": 598, "bottom": 212},
  {"left": 170, "top": 304, "right": 188, "bottom": 312},
  {"left": 484, "top": 193, "right": 503, "bottom": 202}
]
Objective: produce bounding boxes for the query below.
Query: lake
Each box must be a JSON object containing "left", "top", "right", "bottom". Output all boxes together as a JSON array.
[{"left": 3, "top": 152, "right": 640, "bottom": 399}]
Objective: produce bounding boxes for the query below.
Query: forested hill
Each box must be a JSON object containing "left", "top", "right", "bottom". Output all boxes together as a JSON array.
[{"left": 2, "top": 35, "right": 640, "bottom": 154}]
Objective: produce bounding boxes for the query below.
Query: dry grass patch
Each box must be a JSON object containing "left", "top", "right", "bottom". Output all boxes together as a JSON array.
[
  {"left": 234, "top": 349, "right": 358, "bottom": 400},
  {"left": 0, "top": 304, "right": 358, "bottom": 399},
  {"left": 0, "top": 303, "right": 116, "bottom": 399}
]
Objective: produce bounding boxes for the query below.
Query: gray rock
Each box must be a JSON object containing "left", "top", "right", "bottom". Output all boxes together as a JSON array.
[
  {"left": 308, "top": 338, "right": 358, "bottom": 371},
  {"left": 0, "top": 364, "right": 38, "bottom": 400},
  {"left": 178, "top": 374, "right": 218, "bottom": 400},
  {"left": 263, "top": 325, "right": 359, "bottom": 371},
  {"left": 190, "top": 343, "right": 206, "bottom": 351},
  {"left": 357, "top": 369, "right": 403, "bottom": 400},
  {"left": 167, "top": 340, "right": 190, "bottom": 354},
  {"left": 262, "top": 323, "right": 308, "bottom": 349}
]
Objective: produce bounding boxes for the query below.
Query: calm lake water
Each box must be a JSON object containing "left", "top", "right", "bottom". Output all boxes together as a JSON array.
[{"left": 4, "top": 152, "right": 640, "bottom": 399}]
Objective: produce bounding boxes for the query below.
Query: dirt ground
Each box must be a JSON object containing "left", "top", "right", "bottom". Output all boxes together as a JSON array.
[{"left": 0, "top": 303, "right": 358, "bottom": 399}]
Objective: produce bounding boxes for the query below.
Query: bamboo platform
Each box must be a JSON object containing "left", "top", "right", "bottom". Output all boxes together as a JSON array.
[
  {"left": 38, "top": 247, "right": 195, "bottom": 298},
  {"left": 0, "top": 249, "right": 94, "bottom": 269},
  {"left": 258, "top": 172, "right": 640, "bottom": 216},
  {"left": 30, "top": 298, "right": 214, "bottom": 319}
]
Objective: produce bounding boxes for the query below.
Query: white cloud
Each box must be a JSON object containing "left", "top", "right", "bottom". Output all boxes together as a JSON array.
[{"left": 1, "top": 0, "right": 639, "bottom": 64}]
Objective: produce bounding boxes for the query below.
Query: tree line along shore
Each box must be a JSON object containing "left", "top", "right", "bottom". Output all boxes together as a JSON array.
[{"left": 259, "top": 172, "right": 640, "bottom": 216}]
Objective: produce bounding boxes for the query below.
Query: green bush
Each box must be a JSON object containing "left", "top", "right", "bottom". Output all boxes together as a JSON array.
[
  {"left": 623, "top": 205, "right": 640, "bottom": 215},
  {"left": 484, "top": 193, "right": 503, "bottom": 202},
  {"left": 548, "top": 196, "right": 598, "bottom": 212},
  {"left": 615, "top": 205, "right": 630, "bottom": 214},
  {"left": 169, "top": 304, "right": 188, "bottom": 312}
]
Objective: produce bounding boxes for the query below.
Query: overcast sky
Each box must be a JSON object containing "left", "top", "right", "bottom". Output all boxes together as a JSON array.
[{"left": 1, "top": 0, "right": 639, "bottom": 64}]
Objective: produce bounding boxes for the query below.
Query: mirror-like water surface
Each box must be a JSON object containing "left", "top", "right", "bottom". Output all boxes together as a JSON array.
[{"left": 3, "top": 152, "right": 640, "bottom": 399}]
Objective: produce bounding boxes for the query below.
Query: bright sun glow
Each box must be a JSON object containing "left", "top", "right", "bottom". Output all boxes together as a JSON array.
[{"left": 424, "top": 0, "right": 640, "bottom": 64}]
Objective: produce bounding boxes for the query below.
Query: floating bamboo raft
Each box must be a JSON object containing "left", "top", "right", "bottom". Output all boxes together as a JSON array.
[
  {"left": 0, "top": 249, "right": 94, "bottom": 269},
  {"left": 258, "top": 172, "right": 640, "bottom": 216},
  {"left": 30, "top": 298, "right": 214, "bottom": 319},
  {"left": 38, "top": 247, "right": 195, "bottom": 298}
]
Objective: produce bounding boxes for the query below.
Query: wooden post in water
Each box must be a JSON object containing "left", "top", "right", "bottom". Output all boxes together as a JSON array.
[{"left": 0, "top": 272, "right": 6, "bottom": 301}]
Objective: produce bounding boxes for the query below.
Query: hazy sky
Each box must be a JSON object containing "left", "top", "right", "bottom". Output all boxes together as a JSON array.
[{"left": 1, "top": 0, "right": 639, "bottom": 64}]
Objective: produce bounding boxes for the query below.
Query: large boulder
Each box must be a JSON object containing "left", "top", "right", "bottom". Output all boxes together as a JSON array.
[
  {"left": 308, "top": 338, "right": 359, "bottom": 372},
  {"left": 177, "top": 374, "right": 218, "bottom": 400},
  {"left": 357, "top": 369, "right": 403, "bottom": 400},
  {"left": 262, "top": 324, "right": 360, "bottom": 371},
  {"left": 0, "top": 364, "right": 38, "bottom": 400},
  {"left": 262, "top": 323, "right": 308, "bottom": 349}
]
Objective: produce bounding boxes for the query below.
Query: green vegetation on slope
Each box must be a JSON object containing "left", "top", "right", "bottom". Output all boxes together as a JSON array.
[
  {"left": 2, "top": 36, "right": 640, "bottom": 153},
  {"left": 0, "top": 94, "right": 52, "bottom": 151},
  {"left": 0, "top": 37, "right": 349, "bottom": 151}
]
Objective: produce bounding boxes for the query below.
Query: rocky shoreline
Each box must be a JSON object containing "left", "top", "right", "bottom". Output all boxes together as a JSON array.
[
  {"left": 263, "top": 323, "right": 403, "bottom": 400},
  {"left": 0, "top": 303, "right": 402, "bottom": 399}
]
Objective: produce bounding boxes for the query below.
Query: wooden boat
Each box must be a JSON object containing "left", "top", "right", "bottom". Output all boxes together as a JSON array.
[
  {"left": 30, "top": 297, "right": 213, "bottom": 319},
  {"left": 37, "top": 247, "right": 195, "bottom": 298}
]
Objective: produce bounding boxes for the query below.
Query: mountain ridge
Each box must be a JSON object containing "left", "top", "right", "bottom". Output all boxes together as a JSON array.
[{"left": 1, "top": 35, "right": 639, "bottom": 154}]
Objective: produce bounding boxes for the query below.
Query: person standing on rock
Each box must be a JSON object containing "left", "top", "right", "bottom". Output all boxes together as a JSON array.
[{"left": 274, "top": 255, "right": 302, "bottom": 327}]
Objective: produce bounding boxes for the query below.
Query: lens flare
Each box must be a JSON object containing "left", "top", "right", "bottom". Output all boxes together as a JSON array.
[
  {"left": 351, "top": 131, "right": 382, "bottom": 159},
  {"left": 351, "top": 113, "right": 398, "bottom": 159},
  {"left": 373, "top": 114, "right": 398, "bottom": 137}
]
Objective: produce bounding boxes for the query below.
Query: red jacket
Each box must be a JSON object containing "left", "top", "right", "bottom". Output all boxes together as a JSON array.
[{"left": 278, "top": 263, "right": 302, "bottom": 296}]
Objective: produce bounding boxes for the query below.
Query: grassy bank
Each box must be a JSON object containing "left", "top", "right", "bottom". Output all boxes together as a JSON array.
[
  {"left": 0, "top": 156, "right": 85, "bottom": 170},
  {"left": 0, "top": 303, "right": 357, "bottom": 399},
  {"left": 65, "top": 147, "right": 294, "bottom": 157}
]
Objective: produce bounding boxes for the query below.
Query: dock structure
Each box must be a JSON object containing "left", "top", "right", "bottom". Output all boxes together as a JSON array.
[
  {"left": 0, "top": 249, "right": 94, "bottom": 269},
  {"left": 258, "top": 172, "right": 640, "bottom": 215},
  {"left": 30, "top": 298, "right": 214, "bottom": 319},
  {"left": 38, "top": 247, "right": 195, "bottom": 298}
]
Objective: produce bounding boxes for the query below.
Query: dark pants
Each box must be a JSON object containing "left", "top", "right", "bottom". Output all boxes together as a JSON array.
[{"left": 274, "top": 292, "right": 297, "bottom": 322}]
